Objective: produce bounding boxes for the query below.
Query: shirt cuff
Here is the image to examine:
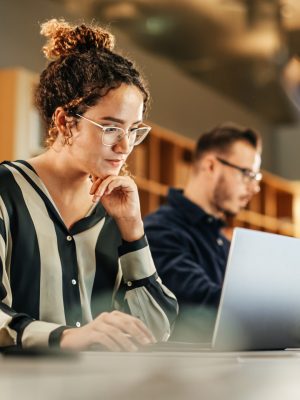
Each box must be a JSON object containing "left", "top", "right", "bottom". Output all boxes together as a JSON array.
[
  {"left": 118, "top": 234, "right": 148, "bottom": 257},
  {"left": 119, "top": 236, "right": 157, "bottom": 282},
  {"left": 21, "top": 320, "right": 68, "bottom": 348},
  {"left": 49, "top": 326, "right": 70, "bottom": 348}
]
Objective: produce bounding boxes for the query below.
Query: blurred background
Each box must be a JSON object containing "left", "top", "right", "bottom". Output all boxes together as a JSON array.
[{"left": 2, "top": 0, "right": 300, "bottom": 235}]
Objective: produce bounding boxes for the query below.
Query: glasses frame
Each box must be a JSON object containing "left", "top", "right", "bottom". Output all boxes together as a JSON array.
[
  {"left": 76, "top": 114, "right": 151, "bottom": 147},
  {"left": 216, "top": 157, "right": 262, "bottom": 183}
]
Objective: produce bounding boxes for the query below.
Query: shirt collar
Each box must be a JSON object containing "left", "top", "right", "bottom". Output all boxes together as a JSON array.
[
  {"left": 167, "top": 188, "right": 226, "bottom": 228},
  {"left": 11, "top": 160, "right": 107, "bottom": 234}
]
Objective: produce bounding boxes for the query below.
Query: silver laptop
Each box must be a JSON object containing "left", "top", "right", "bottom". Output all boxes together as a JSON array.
[
  {"left": 212, "top": 227, "right": 300, "bottom": 351},
  {"left": 145, "top": 227, "right": 300, "bottom": 352}
]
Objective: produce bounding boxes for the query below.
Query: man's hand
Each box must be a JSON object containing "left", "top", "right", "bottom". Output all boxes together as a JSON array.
[{"left": 60, "top": 311, "right": 156, "bottom": 351}]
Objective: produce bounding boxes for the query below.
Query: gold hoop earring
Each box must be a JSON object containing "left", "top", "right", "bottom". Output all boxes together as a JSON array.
[{"left": 64, "top": 129, "right": 73, "bottom": 146}]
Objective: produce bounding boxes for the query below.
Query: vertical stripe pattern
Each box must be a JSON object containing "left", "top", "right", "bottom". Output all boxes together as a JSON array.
[{"left": 0, "top": 161, "right": 178, "bottom": 347}]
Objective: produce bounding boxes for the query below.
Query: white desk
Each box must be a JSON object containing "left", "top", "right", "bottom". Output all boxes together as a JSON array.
[{"left": 1, "top": 350, "right": 300, "bottom": 399}]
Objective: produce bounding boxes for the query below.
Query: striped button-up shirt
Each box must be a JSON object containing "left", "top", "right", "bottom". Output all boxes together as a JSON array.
[{"left": 0, "top": 161, "right": 177, "bottom": 348}]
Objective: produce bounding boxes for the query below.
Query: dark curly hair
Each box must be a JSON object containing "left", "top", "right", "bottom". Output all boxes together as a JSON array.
[{"left": 34, "top": 19, "right": 150, "bottom": 147}]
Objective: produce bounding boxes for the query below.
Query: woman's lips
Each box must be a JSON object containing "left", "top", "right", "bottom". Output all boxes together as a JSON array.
[{"left": 105, "top": 159, "right": 124, "bottom": 167}]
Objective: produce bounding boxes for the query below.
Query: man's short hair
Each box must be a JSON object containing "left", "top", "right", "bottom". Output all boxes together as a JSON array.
[{"left": 194, "top": 122, "right": 262, "bottom": 161}]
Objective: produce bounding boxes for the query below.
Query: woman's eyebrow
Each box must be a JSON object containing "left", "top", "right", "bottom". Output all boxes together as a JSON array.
[{"left": 99, "top": 116, "right": 142, "bottom": 125}]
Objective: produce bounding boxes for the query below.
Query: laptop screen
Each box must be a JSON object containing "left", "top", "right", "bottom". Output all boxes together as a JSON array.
[{"left": 212, "top": 228, "right": 300, "bottom": 351}]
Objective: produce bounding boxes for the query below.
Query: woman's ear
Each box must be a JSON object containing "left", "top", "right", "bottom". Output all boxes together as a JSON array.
[{"left": 53, "top": 107, "right": 69, "bottom": 134}]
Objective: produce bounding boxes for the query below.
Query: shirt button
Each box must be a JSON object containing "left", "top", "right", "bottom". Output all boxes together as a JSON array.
[
  {"left": 76, "top": 322, "right": 81, "bottom": 328},
  {"left": 66, "top": 235, "right": 73, "bottom": 241},
  {"left": 217, "top": 238, "right": 224, "bottom": 246},
  {"left": 71, "top": 279, "right": 77, "bottom": 285},
  {"left": 207, "top": 217, "right": 213, "bottom": 223},
  {"left": 127, "top": 281, "right": 132, "bottom": 287}
]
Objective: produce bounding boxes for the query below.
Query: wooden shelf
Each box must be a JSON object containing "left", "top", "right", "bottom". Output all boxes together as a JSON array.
[
  {"left": 128, "top": 122, "right": 300, "bottom": 238},
  {"left": 0, "top": 68, "right": 43, "bottom": 161}
]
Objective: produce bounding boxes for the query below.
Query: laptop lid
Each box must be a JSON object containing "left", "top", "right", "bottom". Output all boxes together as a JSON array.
[{"left": 212, "top": 228, "right": 300, "bottom": 351}]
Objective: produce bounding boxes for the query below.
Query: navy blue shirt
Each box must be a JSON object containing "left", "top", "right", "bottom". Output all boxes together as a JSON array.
[{"left": 144, "top": 188, "right": 230, "bottom": 340}]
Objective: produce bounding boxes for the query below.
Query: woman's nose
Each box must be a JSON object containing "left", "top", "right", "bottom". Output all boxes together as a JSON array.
[{"left": 113, "top": 132, "right": 131, "bottom": 154}]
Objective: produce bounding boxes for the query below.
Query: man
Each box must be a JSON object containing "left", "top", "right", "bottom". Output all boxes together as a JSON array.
[{"left": 144, "top": 123, "right": 262, "bottom": 341}]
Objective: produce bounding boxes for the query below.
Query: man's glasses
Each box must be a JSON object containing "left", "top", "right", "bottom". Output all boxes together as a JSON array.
[
  {"left": 216, "top": 157, "right": 262, "bottom": 183},
  {"left": 76, "top": 114, "right": 151, "bottom": 147}
]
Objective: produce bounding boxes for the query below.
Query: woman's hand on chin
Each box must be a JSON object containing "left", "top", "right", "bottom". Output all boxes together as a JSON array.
[{"left": 89, "top": 175, "right": 144, "bottom": 242}]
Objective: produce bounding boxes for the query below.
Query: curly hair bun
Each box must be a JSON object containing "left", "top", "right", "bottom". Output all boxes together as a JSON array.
[{"left": 40, "top": 18, "right": 115, "bottom": 60}]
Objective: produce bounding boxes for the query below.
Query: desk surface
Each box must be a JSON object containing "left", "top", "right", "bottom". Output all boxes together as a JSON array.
[{"left": 1, "top": 349, "right": 300, "bottom": 400}]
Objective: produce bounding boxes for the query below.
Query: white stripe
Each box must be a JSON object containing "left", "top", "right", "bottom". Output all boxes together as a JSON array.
[
  {"left": 22, "top": 320, "right": 62, "bottom": 348},
  {"left": 0, "top": 314, "right": 16, "bottom": 346},
  {"left": 125, "top": 286, "right": 171, "bottom": 342},
  {"left": 112, "top": 262, "right": 123, "bottom": 308},
  {"left": 0, "top": 310, "right": 12, "bottom": 327},
  {"left": 12, "top": 161, "right": 61, "bottom": 216},
  {"left": 0, "top": 234, "right": 12, "bottom": 306},
  {"left": 119, "top": 246, "right": 156, "bottom": 282},
  {"left": 73, "top": 218, "right": 105, "bottom": 324},
  {"left": 13, "top": 161, "right": 97, "bottom": 219},
  {"left": 4, "top": 164, "right": 66, "bottom": 325},
  {"left": 0, "top": 310, "right": 17, "bottom": 346},
  {"left": 0, "top": 196, "right": 10, "bottom": 256},
  {"left": 0, "top": 197, "right": 12, "bottom": 305}
]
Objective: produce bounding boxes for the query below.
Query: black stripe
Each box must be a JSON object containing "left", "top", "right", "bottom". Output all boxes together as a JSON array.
[
  {"left": 126, "top": 272, "right": 158, "bottom": 289},
  {"left": 0, "top": 217, "right": 6, "bottom": 243},
  {"left": 118, "top": 235, "right": 148, "bottom": 257},
  {"left": 54, "top": 224, "right": 82, "bottom": 326},
  {"left": 8, "top": 314, "right": 34, "bottom": 347},
  {"left": 49, "top": 326, "right": 70, "bottom": 347},
  {"left": 16, "top": 160, "right": 36, "bottom": 172},
  {"left": 0, "top": 301, "right": 14, "bottom": 316},
  {"left": 0, "top": 165, "right": 41, "bottom": 319},
  {"left": 0, "top": 257, "right": 7, "bottom": 301},
  {"left": 70, "top": 204, "right": 106, "bottom": 235},
  {"left": 5, "top": 162, "right": 68, "bottom": 235},
  {"left": 0, "top": 302, "right": 34, "bottom": 348},
  {"left": 91, "top": 216, "right": 122, "bottom": 317},
  {"left": 15, "top": 161, "right": 107, "bottom": 235}
]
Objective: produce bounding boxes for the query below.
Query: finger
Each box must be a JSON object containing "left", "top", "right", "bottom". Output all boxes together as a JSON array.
[
  {"left": 90, "top": 175, "right": 119, "bottom": 196},
  {"left": 91, "top": 330, "right": 122, "bottom": 352},
  {"left": 103, "top": 179, "right": 133, "bottom": 196},
  {"left": 92, "top": 176, "right": 117, "bottom": 201},
  {"left": 134, "top": 319, "right": 156, "bottom": 343},
  {"left": 104, "top": 312, "right": 155, "bottom": 345},
  {"left": 90, "top": 325, "right": 122, "bottom": 352},
  {"left": 94, "top": 323, "right": 138, "bottom": 352},
  {"left": 106, "top": 329, "right": 138, "bottom": 352},
  {"left": 89, "top": 177, "right": 102, "bottom": 195},
  {"left": 123, "top": 319, "right": 156, "bottom": 345}
]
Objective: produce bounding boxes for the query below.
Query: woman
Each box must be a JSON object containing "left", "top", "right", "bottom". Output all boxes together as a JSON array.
[{"left": 0, "top": 19, "right": 177, "bottom": 351}]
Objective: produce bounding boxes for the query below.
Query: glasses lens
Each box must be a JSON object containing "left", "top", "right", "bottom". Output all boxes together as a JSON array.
[
  {"left": 243, "top": 170, "right": 262, "bottom": 183},
  {"left": 102, "top": 127, "right": 125, "bottom": 146},
  {"left": 102, "top": 126, "right": 150, "bottom": 146},
  {"left": 132, "top": 127, "right": 150, "bottom": 146}
]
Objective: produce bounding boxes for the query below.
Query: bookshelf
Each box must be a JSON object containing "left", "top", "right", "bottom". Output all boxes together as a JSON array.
[
  {"left": 2, "top": 67, "right": 300, "bottom": 238},
  {"left": 127, "top": 123, "right": 300, "bottom": 238},
  {"left": 127, "top": 122, "right": 195, "bottom": 216},
  {"left": 0, "top": 68, "right": 43, "bottom": 161}
]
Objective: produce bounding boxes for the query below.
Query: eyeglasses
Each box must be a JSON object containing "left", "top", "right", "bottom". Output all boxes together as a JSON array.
[
  {"left": 76, "top": 114, "right": 151, "bottom": 147},
  {"left": 216, "top": 157, "right": 262, "bottom": 183}
]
